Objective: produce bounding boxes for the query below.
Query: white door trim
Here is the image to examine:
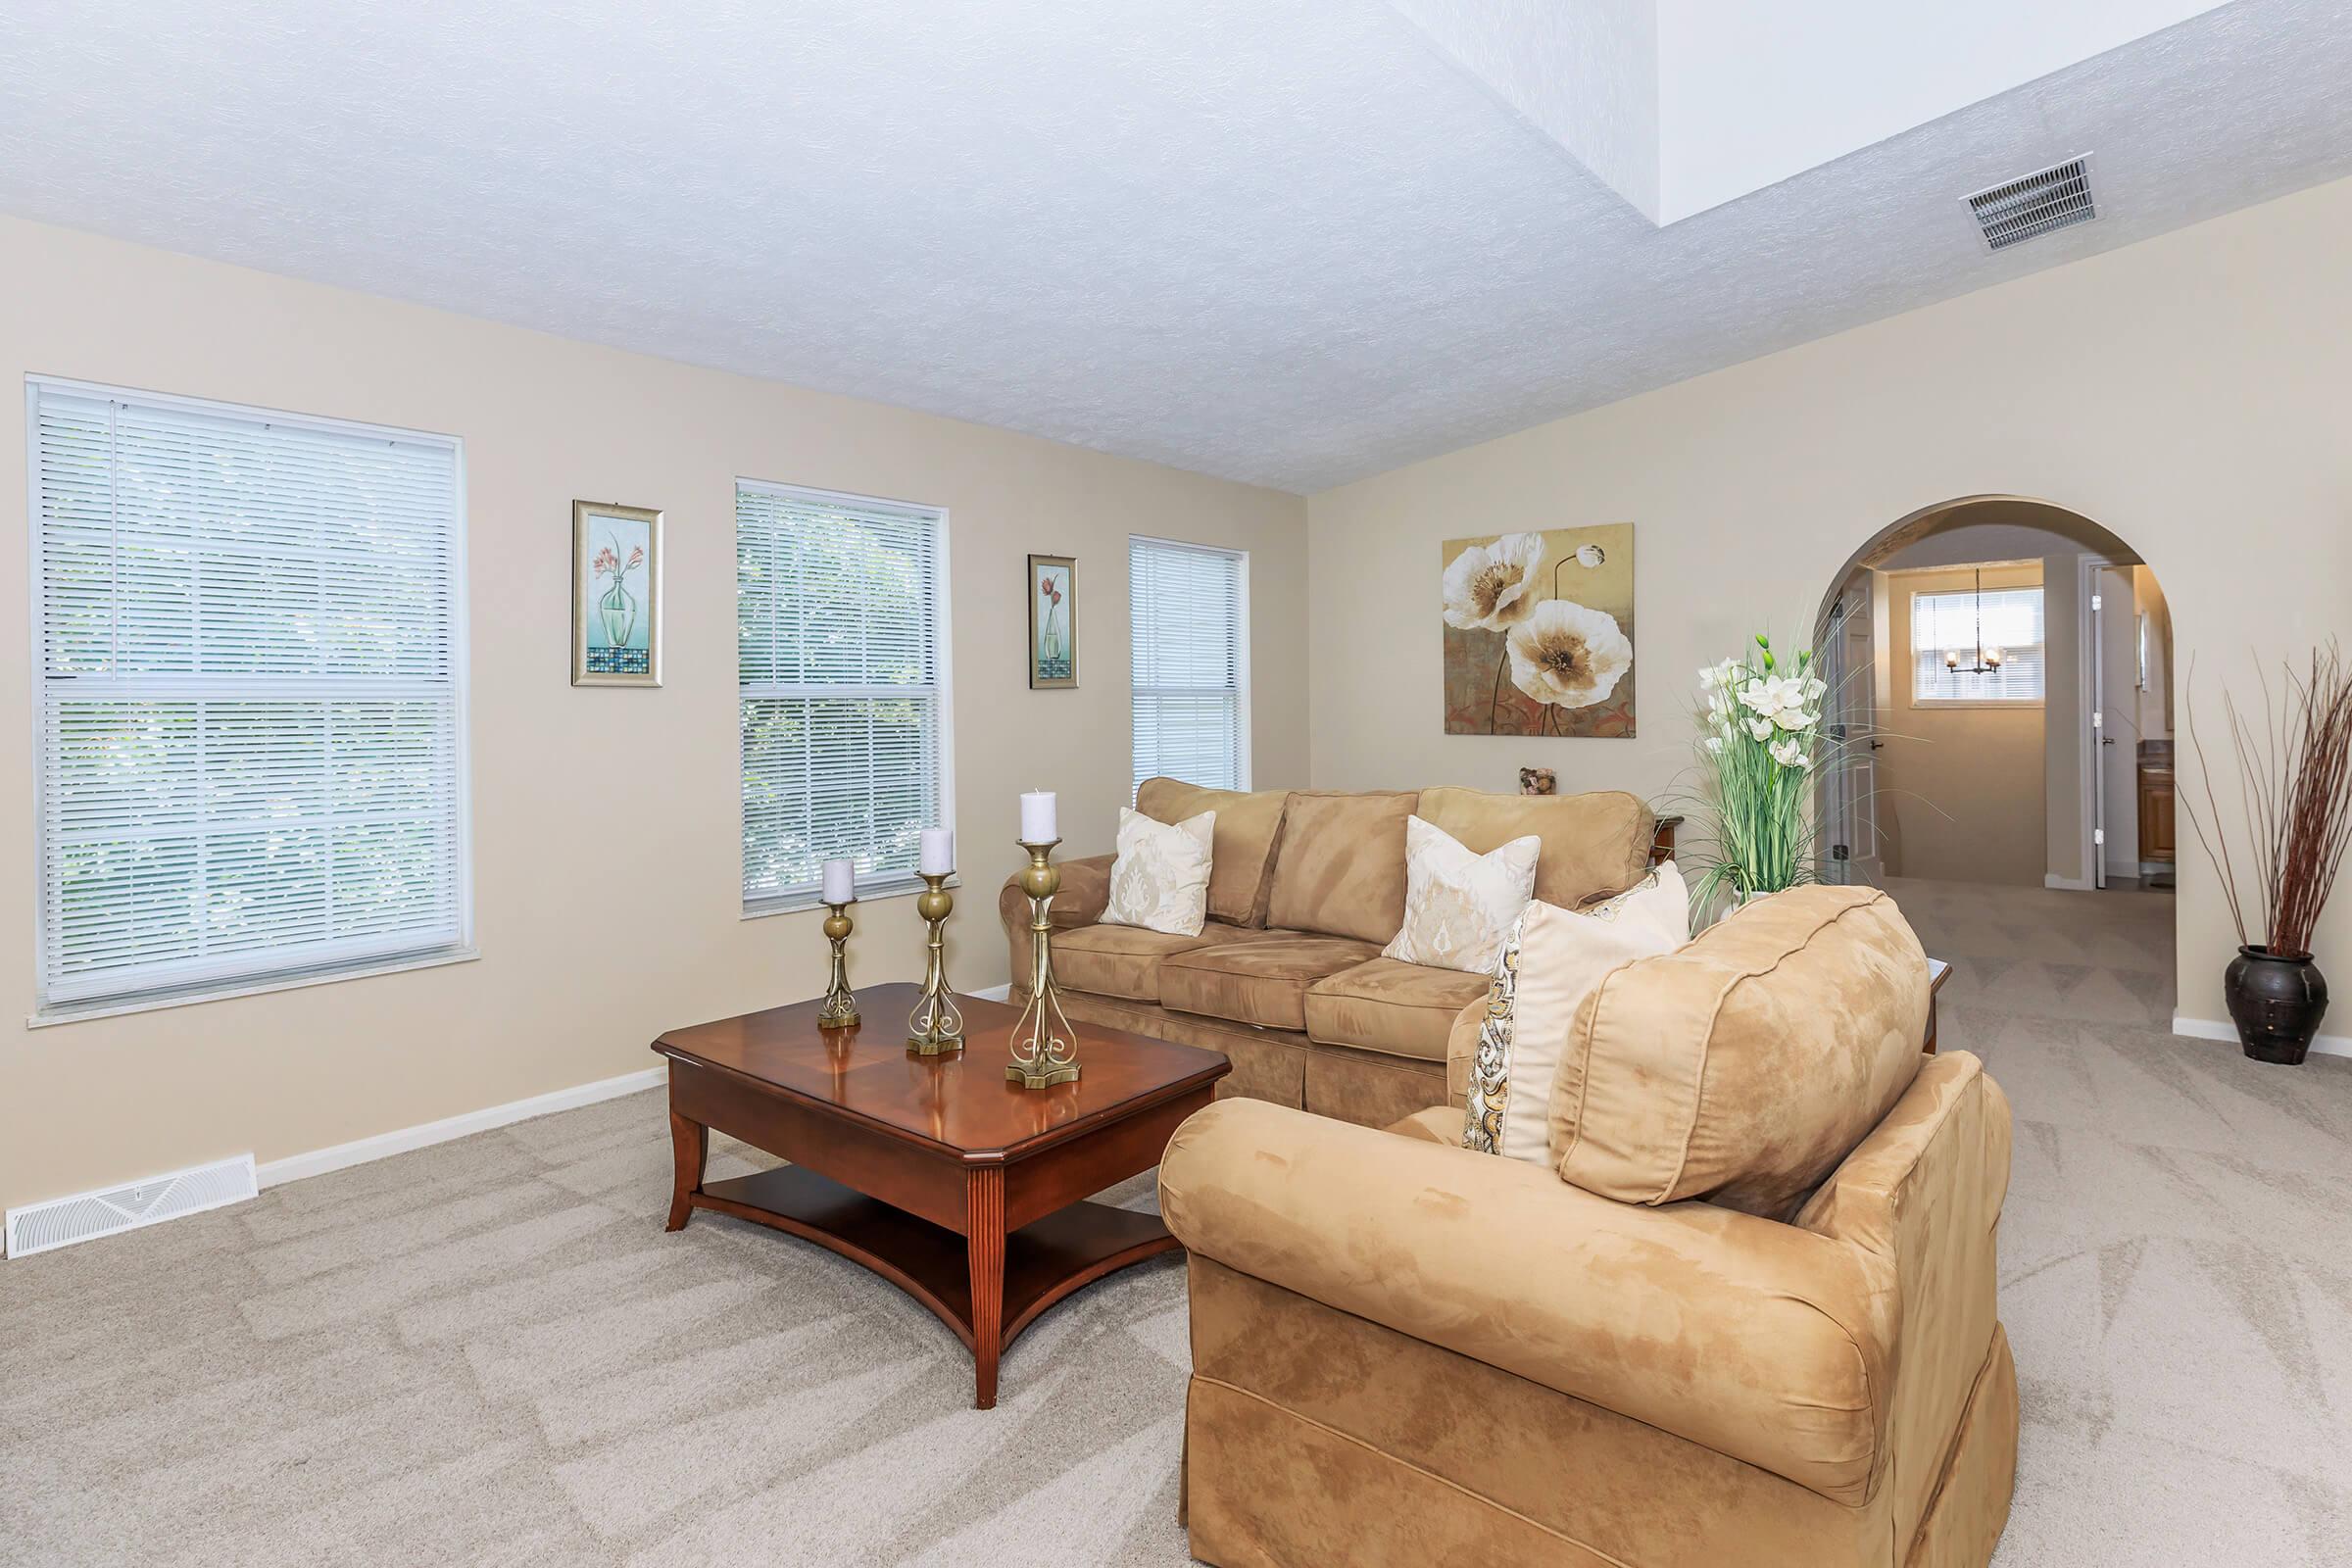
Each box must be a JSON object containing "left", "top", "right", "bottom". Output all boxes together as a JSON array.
[{"left": 2074, "top": 554, "right": 2121, "bottom": 892}]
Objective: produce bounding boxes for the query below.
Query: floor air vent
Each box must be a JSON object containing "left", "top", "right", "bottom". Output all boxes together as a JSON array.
[
  {"left": 6, "top": 1153, "right": 257, "bottom": 1258},
  {"left": 1966, "top": 156, "right": 2095, "bottom": 251}
]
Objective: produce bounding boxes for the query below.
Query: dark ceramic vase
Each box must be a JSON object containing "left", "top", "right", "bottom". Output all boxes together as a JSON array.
[{"left": 2224, "top": 945, "right": 2329, "bottom": 1065}]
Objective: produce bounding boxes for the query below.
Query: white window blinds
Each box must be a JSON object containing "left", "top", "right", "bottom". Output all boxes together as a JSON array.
[
  {"left": 30, "top": 381, "right": 469, "bottom": 1013},
  {"left": 738, "top": 482, "right": 948, "bottom": 910},
  {"left": 1131, "top": 537, "right": 1248, "bottom": 794},
  {"left": 1911, "top": 585, "right": 2046, "bottom": 702}
]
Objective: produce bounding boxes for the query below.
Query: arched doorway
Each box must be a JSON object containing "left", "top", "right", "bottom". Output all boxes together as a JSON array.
[{"left": 1808, "top": 496, "right": 2178, "bottom": 995}]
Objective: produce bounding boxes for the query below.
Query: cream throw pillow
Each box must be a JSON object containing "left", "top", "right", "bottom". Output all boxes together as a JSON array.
[
  {"left": 1462, "top": 862, "right": 1690, "bottom": 1164},
  {"left": 1382, "top": 815, "right": 1541, "bottom": 973},
  {"left": 1102, "top": 808, "right": 1216, "bottom": 936}
]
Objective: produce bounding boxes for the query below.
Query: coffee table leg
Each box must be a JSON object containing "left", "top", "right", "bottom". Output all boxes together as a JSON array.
[
  {"left": 666, "top": 1110, "right": 708, "bottom": 1232},
  {"left": 967, "top": 1166, "right": 1005, "bottom": 1409}
]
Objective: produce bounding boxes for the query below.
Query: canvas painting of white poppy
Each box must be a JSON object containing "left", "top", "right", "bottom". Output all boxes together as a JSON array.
[{"left": 1442, "top": 523, "right": 1634, "bottom": 737}]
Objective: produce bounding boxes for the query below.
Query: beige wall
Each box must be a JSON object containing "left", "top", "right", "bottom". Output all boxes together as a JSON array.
[
  {"left": 1306, "top": 172, "right": 2352, "bottom": 1027},
  {"left": 2134, "top": 565, "right": 2175, "bottom": 743},
  {"left": 0, "top": 217, "right": 1308, "bottom": 1210},
  {"left": 1873, "top": 562, "right": 2046, "bottom": 886}
]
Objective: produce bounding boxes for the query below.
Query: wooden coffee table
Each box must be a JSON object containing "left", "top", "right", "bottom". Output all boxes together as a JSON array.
[{"left": 654, "top": 982, "right": 1230, "bottom": 1409}]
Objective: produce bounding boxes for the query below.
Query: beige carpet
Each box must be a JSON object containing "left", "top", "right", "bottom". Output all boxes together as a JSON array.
[{"left": 4, "top": 877, "right": 2348, "bottom": 1565}]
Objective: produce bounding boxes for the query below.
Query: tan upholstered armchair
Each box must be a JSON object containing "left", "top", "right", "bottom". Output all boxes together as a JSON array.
[{"left": 1157, "top": 890, "right": 2018, "bottom": 1568}]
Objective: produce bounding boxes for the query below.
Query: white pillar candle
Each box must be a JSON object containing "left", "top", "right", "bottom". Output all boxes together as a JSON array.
[
  {"left": 821, "top": 858, "right": 856, "bottom": 906},
  {"left": 920, "top": 827, "right": 956, "bottom": 877},
  {"left": 1019, "top": 791, "right": 1058, "bottom": 844}
]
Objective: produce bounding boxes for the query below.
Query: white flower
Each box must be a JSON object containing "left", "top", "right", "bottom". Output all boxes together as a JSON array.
[
  {"left": 1769, "top": 737, "right": 1806, "bottom": 768},
  {"left": 1745, "top": 716, "right": 1774, "bottom": 742},
  {"left": 1704, "top": 735, "right": 1724, "bottom": 754},
  {"left": 1804, "top": 675, "right": 1828, "bottom": 701},
  {"left": 1772, "top": 705, "right": 1816, "bottom": 732},
  {"left": 1505, "top": 599, "right": 1634, "bottom": 710},
  {"left": 1575, "top": 544, "right": 1607, "bottom": 568},
  {"left": 1442, "top": 534, "right": 1546, "bottom": 631}
]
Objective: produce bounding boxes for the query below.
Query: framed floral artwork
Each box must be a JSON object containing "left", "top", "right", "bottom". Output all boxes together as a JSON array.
[
  {"left": 572, "top": 500, "right": 663, "bottom": 687},
  {"left": 1028, "top": 554, "right": 1076, "bottom": 688},
  {"left": 1442, "top": 522, "right": 1634, "bottom": 737}
]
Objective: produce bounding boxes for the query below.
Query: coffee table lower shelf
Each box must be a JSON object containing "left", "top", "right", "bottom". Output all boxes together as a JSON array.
[{"left": 691, "top": 1164, "right": 1177, "bottom": 1392}]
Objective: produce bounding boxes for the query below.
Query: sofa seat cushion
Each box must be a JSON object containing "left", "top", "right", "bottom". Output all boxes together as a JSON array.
[
  {"left": 1162, "top": 933, "right": 1385, "bottom": 1032},
  {"left": 1053, "top": 920, "right": 1270, "bottom": 1004},
  {"left": 1304, "top": 958, "right": 1492, "bottom": 1063}
]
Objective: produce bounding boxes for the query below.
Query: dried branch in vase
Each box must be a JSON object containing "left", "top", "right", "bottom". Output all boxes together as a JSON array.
[{"left": 2179, "top": 643, "right": 2352, "bottom": 959}]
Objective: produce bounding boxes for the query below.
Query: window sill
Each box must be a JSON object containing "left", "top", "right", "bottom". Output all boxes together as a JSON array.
[
  {"left": 741, "top": 874, "right": 961, "bottom": 921},
  {"left": 28, "top": 947, "right": 480, "bottom": 1028}
]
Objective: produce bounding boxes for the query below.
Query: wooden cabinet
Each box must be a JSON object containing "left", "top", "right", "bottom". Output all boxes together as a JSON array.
[{"left": 2138, "top": 767, "right": 2175, "bottom": 864}]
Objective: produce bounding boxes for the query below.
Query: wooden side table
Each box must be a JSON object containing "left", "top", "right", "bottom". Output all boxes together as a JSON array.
[{"left": 655, "top": 983, "right": 1229, "bottom": 1409}]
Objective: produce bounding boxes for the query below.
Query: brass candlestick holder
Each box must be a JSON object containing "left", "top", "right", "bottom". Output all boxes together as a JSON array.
[
  {"left": 906, "top": 873, "right": 965, "bottom": 1054},
  {"left": 817, "top": 902, "right": 859, "bottom": 1029},
  {"left": 1007, "top": 839, "right": 1081, "bottom": 1088}
]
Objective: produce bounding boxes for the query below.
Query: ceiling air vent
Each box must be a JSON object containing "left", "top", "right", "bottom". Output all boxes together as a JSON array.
[{"left": 1965, "top": 156, "right": 2095, "bottom": 251}]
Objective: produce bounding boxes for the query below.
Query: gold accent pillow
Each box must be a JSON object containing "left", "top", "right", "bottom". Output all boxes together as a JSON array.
[
  {"left": 1382, "top": 815, "right": 1540, "bottom": 974},
  {"left": 1101, "top": 808, "right": 1216, "bottom": 937},
  {"left": 1463, "top": 863, "right": 1690, "bottom": 1164}
]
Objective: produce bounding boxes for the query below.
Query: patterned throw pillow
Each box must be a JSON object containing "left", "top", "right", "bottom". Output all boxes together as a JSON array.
[
  {"left": 1382, "top": 816, "right": 1542, "bottom": 973},
  {"left": 1463, "top": 863, "right": 1690, "bottom": 1164},
  {"left": 1101, "top": 808, "right": 1216, "bottom": 937}
]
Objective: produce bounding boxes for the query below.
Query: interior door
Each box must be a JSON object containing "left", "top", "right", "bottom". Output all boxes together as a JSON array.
[
  {"left": 1840, "top": 586, "right": 1883, "bottom": 884},
  {"left": 1820, "top": 577, "right": 1883, "bottom": 885},
  {"left": 2096, "top": 565, "right": 2141, "bottom": 884},
  {"left": 2090, "top": 574, "right": 2107, "bottom": 889}
]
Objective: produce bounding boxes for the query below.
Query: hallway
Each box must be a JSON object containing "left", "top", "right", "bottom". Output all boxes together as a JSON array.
[{"left": 1887, "top": 877, "right": 2352, "bottom": 1564}]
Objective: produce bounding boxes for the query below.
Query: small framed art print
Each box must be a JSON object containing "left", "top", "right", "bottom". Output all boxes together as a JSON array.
[
  {"left": 572, "top": 500, "right": 662, "bottom": 687},
  {"left": 1028, "top": 554, "right": 1076, "bottom": 689}
]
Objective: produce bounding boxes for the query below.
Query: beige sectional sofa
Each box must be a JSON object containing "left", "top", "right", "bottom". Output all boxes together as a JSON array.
[{"left": 998, "top": 776, "right": 1665, "bottom": 1129}]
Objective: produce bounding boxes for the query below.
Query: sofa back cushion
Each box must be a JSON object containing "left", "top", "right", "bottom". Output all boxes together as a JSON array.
[
  {"left": 1417, "top": 787, "right": 1654, "bottom": 909},
  {"left": 1547, "top": 884, "right": 1929, "bottom": 1218},
  {"left": 1265, "top": 791, "right": 1419, "bottom": 944},
  {"left": 1136, "top": 778, "right": 1293, "bottom": 926}
]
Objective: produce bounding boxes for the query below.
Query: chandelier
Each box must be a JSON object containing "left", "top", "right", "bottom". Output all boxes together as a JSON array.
[{"left": 1943, "top": 566, "right": 2007, "bottom": 675}]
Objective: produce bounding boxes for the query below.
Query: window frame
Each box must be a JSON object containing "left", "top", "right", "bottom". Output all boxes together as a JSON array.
[
  {"left": 735, "top": 477, "right": 956, "bottom": 918},
  {"left": 1906, "top": 580, "right": 2046, "bottom": 709},
  {"left": 24, "top": 375, "right": 475, "bottom": 1025},
  {"left": 1128, "top": 534, "right": 1251, "bottom": 797}
]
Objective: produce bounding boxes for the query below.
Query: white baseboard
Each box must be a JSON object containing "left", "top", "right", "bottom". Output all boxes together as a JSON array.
[
  {"left": 2172, "top": 1015, "right": 2352, "bottom": 1061},
  {"left": 256, "top": 1065, "right": 666, "bottom": 1188},
  {"left": 2043, "top": 874, "right": 2094, "bottom": 892},
  {"left": 968, "top": 982, "right": 1012, "bottom": 1003}
]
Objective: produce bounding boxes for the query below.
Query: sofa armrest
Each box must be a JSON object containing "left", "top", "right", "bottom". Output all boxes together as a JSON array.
[
  {"left": 999, "top": 853, "right": 1115, "bottom": 1000},
  {"left": 1443, "top": 995, "right": 1486, "bottom": 1103},
  {"left": 1794, "top": 1052, "right": 2012, "bottom": 1537},
  {"left": 1159, "top": 1098, "right": 1893, "bottom": 1504}
]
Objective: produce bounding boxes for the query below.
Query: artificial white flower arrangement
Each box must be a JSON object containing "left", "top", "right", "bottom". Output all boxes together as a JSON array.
[{"left": 1685, "top": 633, "right": 1837, "bottom": 910}]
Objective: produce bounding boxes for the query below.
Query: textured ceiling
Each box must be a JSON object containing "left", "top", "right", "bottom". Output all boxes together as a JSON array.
[{"left": 2, "top": 1, "right": 2350, "bottom": 493}]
